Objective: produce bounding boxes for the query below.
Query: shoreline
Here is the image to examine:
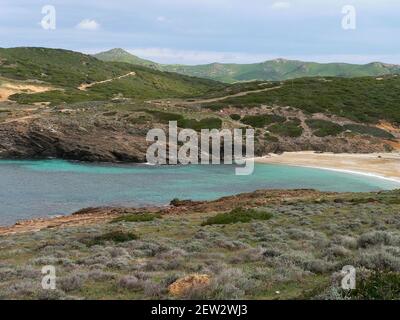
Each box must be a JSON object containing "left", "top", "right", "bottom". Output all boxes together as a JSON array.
[
  {"left": 255, "top": 152, "right": 400, "bottom": 184},
  {"left": 1, "top": 152, "right": 399, "bottom": 234}
]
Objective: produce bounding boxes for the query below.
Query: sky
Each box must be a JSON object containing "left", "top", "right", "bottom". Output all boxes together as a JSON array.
[{"left": 0, "top": 0, "right": 399, "bottom": 65}]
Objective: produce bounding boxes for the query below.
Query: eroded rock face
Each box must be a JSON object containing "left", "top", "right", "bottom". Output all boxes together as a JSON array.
[
  {"left": 0, "top": 102, "right": 397, "bottom": 163},
  {"left": 0, "top": 111, "right": 149, "bottom": 162}
]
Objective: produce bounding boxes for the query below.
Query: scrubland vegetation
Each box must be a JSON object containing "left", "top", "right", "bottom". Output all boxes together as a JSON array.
[
  {"left": 1, "top": 189, "right": 400, "bottom": 300},
  {"left": 204, "top": 76, "right": 400, "bottom": 125}
]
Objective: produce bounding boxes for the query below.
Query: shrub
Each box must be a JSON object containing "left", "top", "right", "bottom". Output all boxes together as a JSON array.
[
  {"left": 88, "top": 270, "right": 117, "bottom": 281},
  {"left": 143, "top": 281, "right": 165, "bottom": 298},
  {"left": 349, "top": 271, "right": 400, "bottom": 300},
  {"left": 118, "top": 276, "right": 142, "bottom": 291},
  {"left": 343, "top": 124, "right": 394, "bottom": 139},
  {"left": 202, "top": 208, "right": 273, "bottom": 226},
  {"left": 306, "top": 119, "right": 344, "bottom": 137},
  {"left": 269, "top": 121, "right": 303, "bottom": 137},
  {"left": 358, "top": 250, "right": 400, "bottom": 271},
  {"left": 111, "top": 213, "right": 161, "bottom": 223},
  {"left": 58, "top": 274, "right": 86, "bottom": 292},
  {"left": 241, "top": 114, "right": 285, "bottom": 128},
  {"left": 264, "top": 133, "right": 279, "bottom": 142},
  {"left": 83, "top": 231, "right": 138, "bottom": 246},
  {"left": 357, "top": 231, "right": 400, "bottom": 248},
  {"left": 146, "top": 110, "right": 222, "bottom": 131},
  {"left": 179, "top": 117, "right": 222, "bottom": 131},
  {"left": 304, "top": 259, "right": 335, "bottom": 274},
  {"left": 229, "top": 114, "right": 241, "bottom": 121}
]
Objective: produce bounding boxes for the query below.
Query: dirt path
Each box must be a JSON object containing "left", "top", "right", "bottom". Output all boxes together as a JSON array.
[
  {"left": 148, "top": 85, "right": 281, "bottom": 106},
  {"left": 187, "top": 85, "right": 281, "bottom": 105},
  {"left": 78, "top": 71, "right": 136, "bottom": 91}
]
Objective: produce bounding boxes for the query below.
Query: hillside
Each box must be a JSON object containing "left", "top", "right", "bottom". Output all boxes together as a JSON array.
[
  {"left": 93, "top": 48, "right": 159, "bottom": 69},
  {"left": 0, "top": 47, "right": 225, "bottom": 104},
  {"left": 0, "top": 47, "right": 399, "bottom": 162},
  {"left": 202, "top": 75, "right": 400, "bottom": 125},
  {"left": 94, "top": 49, "right": 400, "bottom": 83}
]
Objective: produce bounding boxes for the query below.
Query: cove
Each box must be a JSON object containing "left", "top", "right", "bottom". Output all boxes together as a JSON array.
[{"left": 0, "top": 159, "right": 399, "bottom": 225}]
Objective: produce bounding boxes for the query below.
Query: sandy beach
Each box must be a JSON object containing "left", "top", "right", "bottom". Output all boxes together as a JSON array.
[{"left": 256, "top": 152, "right": 400, "bottom": 183}]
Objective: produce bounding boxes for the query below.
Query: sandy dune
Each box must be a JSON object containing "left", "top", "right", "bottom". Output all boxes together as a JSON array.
[{"left": 256, "top": 151, "right": 400, "bottom": 182}]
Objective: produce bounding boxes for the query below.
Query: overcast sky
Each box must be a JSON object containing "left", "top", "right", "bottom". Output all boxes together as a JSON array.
[{"left": 1, "top": 0, "right": 399, "bottom": 65}]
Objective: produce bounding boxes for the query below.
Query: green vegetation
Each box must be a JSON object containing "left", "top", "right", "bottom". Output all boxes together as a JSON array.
[
  {"left": 93, "top": 48, "right": 158, "bottom": 68},
  {"left": 203, "top": 76, "right": 400, "bottom": 124},
  {"left": 241, "top": 114, "right": 285, "bottom": 128},
  {"left": 269, "top": 121, "right": 303, "bottom": 137},
  {"left": 2, "top": 189, "right": 400, "bottom": 299},
  {"left": 179, "top": 118, "right": 222, "bottom": 131},
  {"left": 264, "top": 133, "right": 279, "bottom": 142},
  {"left": 0, "top": 47, "right": 138, "bottom": 87},
  {"left": 146, "top": 110, "right": 222, "bottom": 131},
  {"left": 229, "top": 114, "right": 241, "bottom": 121},
  {"left": 0, "top": 47, "right": 225, "bottom": 104},
  {"left": 306, "top": 119, "right": 344, "bottom": 137},
  {"left": 111, "top": 213, "right": 162, "bottom": 223},
  {"left": 347, "top": 271, "right": 400, "bottom": 300},
  {"left": 304, "top": 120, "right": 394, "bottom": 139},
  {"left": 202, "top": 207, "right": 273, "bottom": 226},
  {"left": 343, "top": 124, "right": 395, "bottom": 139},
  {"left": 95, "top": 49, "right": 400, "bottom": 83},
  {"left": 83, "top": 230, "right": 138, "bottom": 246}
]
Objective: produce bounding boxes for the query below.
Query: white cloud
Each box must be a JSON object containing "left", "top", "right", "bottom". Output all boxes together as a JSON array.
[
  {"left": 76, "top": 19, "right": 100, "bottom": 31},
  {"left": 271, "top": 2, "right": 291, "bottom": 9}
]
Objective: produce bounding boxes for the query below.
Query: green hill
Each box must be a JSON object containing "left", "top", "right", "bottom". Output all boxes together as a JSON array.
[
  {"left": 164, "top": 59, "right": 400, "bottom": 83},
  {"left": 203, "top": 75, "right": 400, "bottom": 125},
  {"left": 93, "top": 48, "right": 159, "bottom": 69},
  {"left": 0, "top": 47, "right": 224, "bottom": 104},
  {"left": 94, "top": 49, "right": 400, "bottom": 83}
]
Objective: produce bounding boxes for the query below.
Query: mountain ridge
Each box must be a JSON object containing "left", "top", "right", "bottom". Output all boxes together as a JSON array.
[{"left": 93, "top": 48, "right": 400, "bottom": 83}]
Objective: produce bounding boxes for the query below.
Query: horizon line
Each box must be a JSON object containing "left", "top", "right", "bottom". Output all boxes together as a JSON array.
[{"left": 1, "top": 46, "right": 399, "bottom": 67}]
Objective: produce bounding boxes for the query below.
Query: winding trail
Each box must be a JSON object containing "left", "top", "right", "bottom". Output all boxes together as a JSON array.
[
  {"left": 147, "top": 84, "right": 281, "bottom": 106},
  {"left": 78, "top": 71, "right": 136, "bottom": 91}
]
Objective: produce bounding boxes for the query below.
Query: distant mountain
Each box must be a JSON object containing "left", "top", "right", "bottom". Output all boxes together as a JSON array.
[
  {"left": 164, "top": 59, "right": 400, "bottom": 83},
  {"left": 93, "top": 48, "right": 160, "bottom": 69},
  {"left": 94, "top": 49, "right": 400, "bottom": 83}
]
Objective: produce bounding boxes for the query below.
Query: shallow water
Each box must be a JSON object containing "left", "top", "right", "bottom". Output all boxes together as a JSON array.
[{"left": 0, "top": 159, "right": 399, "bottom": 225}]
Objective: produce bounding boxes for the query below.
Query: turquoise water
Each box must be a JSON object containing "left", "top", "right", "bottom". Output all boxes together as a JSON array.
[{"left": 0, "top": 159, "right": 399, "bottom": 225}]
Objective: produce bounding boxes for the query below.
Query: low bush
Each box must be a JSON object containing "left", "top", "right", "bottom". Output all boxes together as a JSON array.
[
  {"left": 269, "top": 121, "right": 303, "bottom": 137},
  {"left": 83, "top": 231, "right": 138, "bottom": 246},
  {"left": 343, "top": 124, "right": 394, "bottom": 139},
  {"left": 202, "top": 208, "right": 273, "bottom": 226},
  {"left": 264, "top": 133, "right": 279, "bottom": 142},
  {"left": 241, "top": 114, "right": 285, "bottom": 128},
  {"left": 179, "top": 117, "right": 222, "bottom": 131},
  {"left": 306, "top": 119, "right": 344, "bottom": 137},
  {"left": 357, "top": 231, "right": 400, "bottom": 248},
  {"left": 348, "top": 271, "right": 400, "bottom": 300},
  {"left": 229, "top": 114, "right": 241, "bottom": 121}
]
